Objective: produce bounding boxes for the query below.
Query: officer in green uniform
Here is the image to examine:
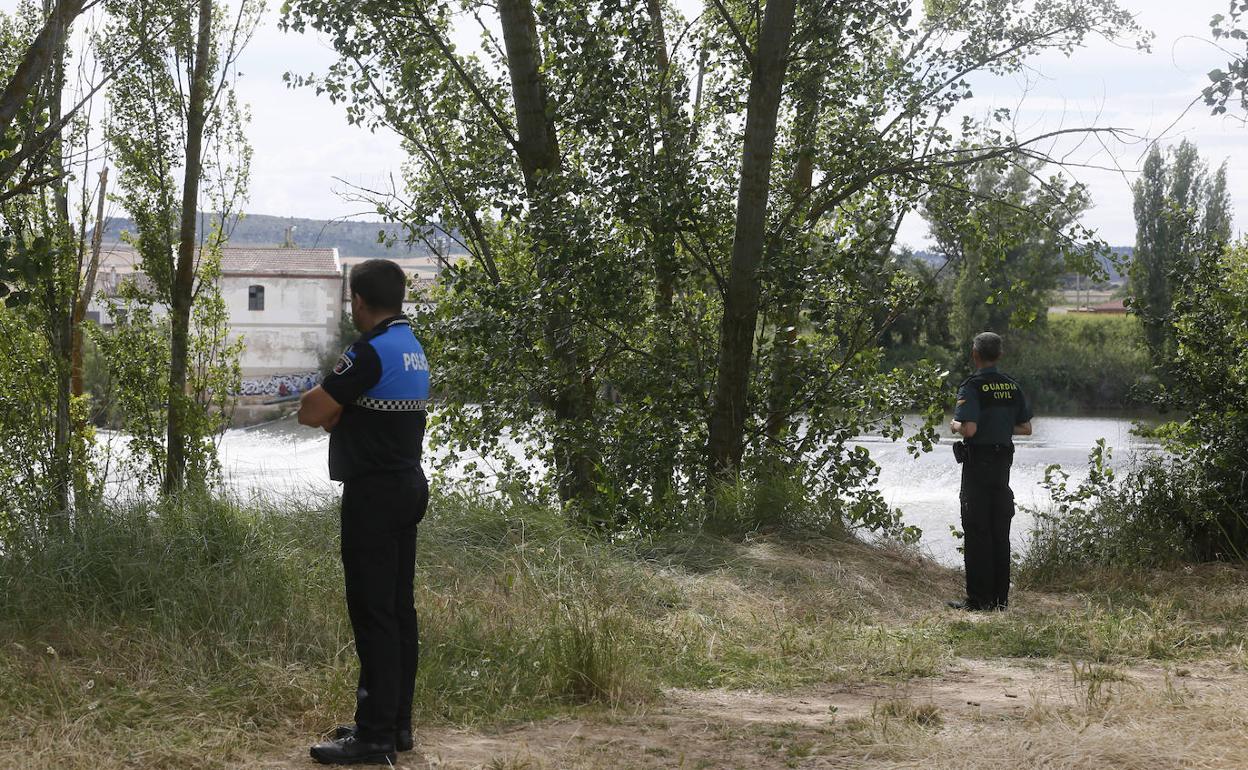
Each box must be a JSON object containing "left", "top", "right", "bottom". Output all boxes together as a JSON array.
[{"left": 949, "top": 332, "right": 1032, "bottom": 611}]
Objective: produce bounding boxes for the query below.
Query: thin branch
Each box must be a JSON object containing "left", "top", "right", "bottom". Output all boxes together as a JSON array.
[
  {"left": 710, "top": 0, "right": 755, "bottom": 70},
  {"left": 392, "top": 5, "right": 520, "bottom": 149}
]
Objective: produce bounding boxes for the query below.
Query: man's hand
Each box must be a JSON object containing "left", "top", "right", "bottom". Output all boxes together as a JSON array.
[
  {"left": 951, "top": 419, "right": 978, "bottom": 438},
  {"left": 1013, "top": 421, "right": 1032, "bottom": 436},
  {"left": 298, "top": 386, "right": 343, "bottom": 430}
]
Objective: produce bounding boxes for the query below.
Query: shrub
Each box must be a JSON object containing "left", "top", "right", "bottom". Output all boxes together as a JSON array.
[
  {"left": 1019, "top": 442, "right": 1228, "bottom": 585},
  {"left": 1007, "top": 314, "right": 1152, "bottom": 412}
]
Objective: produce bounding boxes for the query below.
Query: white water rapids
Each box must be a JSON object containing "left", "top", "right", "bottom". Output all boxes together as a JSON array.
[{"left": 200, "top": 412, "right": 1158, "bottom": 567}]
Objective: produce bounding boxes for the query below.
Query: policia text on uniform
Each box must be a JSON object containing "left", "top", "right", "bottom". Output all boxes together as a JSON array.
[{"left": 298, "top": 259, "right": 431, "bottom": 766}]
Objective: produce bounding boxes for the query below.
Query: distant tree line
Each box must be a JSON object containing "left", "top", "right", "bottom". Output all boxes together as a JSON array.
[{"left": 96, "top": 213, "right": 470, "bottom": 261}]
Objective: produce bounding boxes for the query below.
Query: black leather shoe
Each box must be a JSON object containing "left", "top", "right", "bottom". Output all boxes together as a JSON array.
[
  {"left": 310, "top": 734, "right": 396, "bottom": 765},
  {"left": 331, "top": 724, "right": 414, "bottom": 753},
  {"left": 947, "top": 599, "right": 989, "bottom": 611}
]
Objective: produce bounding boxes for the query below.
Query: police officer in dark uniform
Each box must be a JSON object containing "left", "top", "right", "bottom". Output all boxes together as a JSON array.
[
  {"left": 948, "top": 332, "right": 1032, "bottom": 612},
  {"left": 297, "top": 259, "right": 431, "bottom": 765}
]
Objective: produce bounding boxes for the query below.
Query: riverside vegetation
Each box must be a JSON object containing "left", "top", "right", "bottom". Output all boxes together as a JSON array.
[
  {"left": 7, "top": 488, "right": 1248, "bottom": 768},
  {"left": 4, "top": 1, "right": 1248, "bottom": 767},
  {"left": 883, "top": 313, "right": 1154, "bottom": 414}
]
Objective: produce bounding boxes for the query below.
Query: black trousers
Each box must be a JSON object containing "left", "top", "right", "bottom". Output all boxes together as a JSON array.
[
  {"left": 340, "top": 468, "right": 429, "bottom": 742},
  {"left": 959, "top": 447, "right": 1014, "bottom": 610}
]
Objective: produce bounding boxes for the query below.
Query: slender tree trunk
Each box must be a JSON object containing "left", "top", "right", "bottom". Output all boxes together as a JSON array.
[
  {"left": 647, "top": 0, "right": 678, "bottom": 316},
  {"left": 705, "top": 0, "right": 798, "bottom": 488},
  {"left": 498, "top": 0, "right": 598, "bottom": 515},
  {"left": 41, "top": 0, "right": 73, "bottom": 521},
  {"left": 646, "top": 0, "right": 681, "bottom": 502},
  {"left": 72, "top": 166, "right": 108, "bottom": 398},
  {"left": 0, "top": 0, "right": 85, "bottom": 141},
  {"left": 764, "top": 70, "right": 824, "bottom": 442},
  {"left": 165, "top": 0, "right": 213, "bottom": 494}
]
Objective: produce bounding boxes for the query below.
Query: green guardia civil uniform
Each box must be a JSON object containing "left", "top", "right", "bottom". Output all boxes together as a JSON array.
[{"left": 954, "top": 366, "right": 1033, "bottom": 610}]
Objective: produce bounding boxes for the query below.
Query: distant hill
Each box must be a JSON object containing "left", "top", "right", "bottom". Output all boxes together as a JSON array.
[
  {"left": 913, "top": 247, "right": 1131, "bottom": 284},
  {"left": 95, "top": 213, "right": 468, "bottom": 260}
]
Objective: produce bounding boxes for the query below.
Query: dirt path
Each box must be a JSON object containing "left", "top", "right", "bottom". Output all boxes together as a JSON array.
[{"left": 251, "top": 657, "right": 1248, "bottom": 769}]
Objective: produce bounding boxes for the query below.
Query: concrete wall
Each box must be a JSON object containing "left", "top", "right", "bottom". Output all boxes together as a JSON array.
[{"left": 223, "top": 274, "right": 342, "bottom": 377}]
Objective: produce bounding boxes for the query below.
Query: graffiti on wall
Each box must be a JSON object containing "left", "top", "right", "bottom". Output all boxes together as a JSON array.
[{"left": 239, "top": 371, "right": 321, "bottom": 398}]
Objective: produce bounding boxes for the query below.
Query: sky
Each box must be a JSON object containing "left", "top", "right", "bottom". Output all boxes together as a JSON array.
[{"left": 4, "top": 0, "right": 1246, "bottom": 249}]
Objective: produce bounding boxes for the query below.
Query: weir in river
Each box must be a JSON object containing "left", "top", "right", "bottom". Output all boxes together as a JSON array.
[{"left": 211, "top": 413, "right": 1160, "bottom": 566}]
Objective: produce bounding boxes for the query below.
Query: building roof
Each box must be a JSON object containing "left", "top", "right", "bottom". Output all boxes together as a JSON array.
[
  {"left": 220, "top": 246, "right": 340, "bottom": 277},
  {"left": 1091, "top": 299, "right": 1127, "bottom": 312},
  {"left": 341, "top": 264, "right": 438, "bottom": 302},
  {"left": 96, "top": 244, "right": 341, "bottom": 278}
]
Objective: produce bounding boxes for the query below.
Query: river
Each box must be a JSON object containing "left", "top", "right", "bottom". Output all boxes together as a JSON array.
[
  {"left": 853, "top": 414, "right": 1159, "bottom": 564},
  {"left": 213, "top": 413, "right": 1159, "bottom": 566}
]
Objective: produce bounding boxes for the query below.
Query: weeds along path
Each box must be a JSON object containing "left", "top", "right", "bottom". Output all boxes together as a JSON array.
[{"left": 254, "top": 656, "right": 1248, "bottom": 769}]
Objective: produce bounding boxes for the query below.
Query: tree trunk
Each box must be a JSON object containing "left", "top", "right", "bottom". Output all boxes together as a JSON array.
[
  {"left": 498, "top": 0, "right": 598, "bottom": 515},
  {"left": 72, "top": 166, "right": 108, "bottom": 398},
  {"left": 705, "top": 0, "right": 798, "bottom": 488},
  {"left": 42, "top": 0, "right": 73, "bottom": 522},
  {"left": 0, "top": 0, "right": 85, "bottom": 142},
  {"left": 647, "top": 0, "right": 679, "bottom": 316},
  {"left": 645, "top": 0, "right": 681, "bottom": 502},
  {"left": 764, "top": 70, "right": 824, "bottom": 442},
  {"left": 165, "top": 0, "right": 213, "bottom": 495}
]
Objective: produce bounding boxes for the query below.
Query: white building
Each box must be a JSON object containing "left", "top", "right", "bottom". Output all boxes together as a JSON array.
[
  {"left": 90, "top": 245, "right": 344, "bottom": 397},
  {"left": 341, "top": 263, "right": 438, "bottom": 318}
]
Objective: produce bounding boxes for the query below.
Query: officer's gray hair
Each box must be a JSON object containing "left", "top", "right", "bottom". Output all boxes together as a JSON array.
[{"left": 973, "top": 332, "right": 1003, "bottom": 362}]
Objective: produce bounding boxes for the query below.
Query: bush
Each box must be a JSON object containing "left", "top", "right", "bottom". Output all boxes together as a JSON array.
[
  {"left": 1018, "top": 442, "right": 1238, "bottom": 585},
  {"left": 1005, "top": 314, "right": 1152, "bottom": 412},
  {"left": 1021, "top": 242, "right": 1248, "bottom": 578},
  {"left": 1156, "top": 240, "right": 1248, "bottom": 558}
]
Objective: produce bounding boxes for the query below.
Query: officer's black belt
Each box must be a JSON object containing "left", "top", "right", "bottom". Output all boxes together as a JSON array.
[
  {"left": 354, "top": 397, "right": 429, "bottom": 412},
  {"left": 965, "top": 443, "right": 1013, "bottom": 456}
]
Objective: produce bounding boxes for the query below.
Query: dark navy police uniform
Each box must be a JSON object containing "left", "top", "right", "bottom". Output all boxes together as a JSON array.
[
  {"left": 954, "top": 366, "right": 1032, "bottom": 610},
  {"left": 321, "top": 315, "right": 430, "bottom": 743}
]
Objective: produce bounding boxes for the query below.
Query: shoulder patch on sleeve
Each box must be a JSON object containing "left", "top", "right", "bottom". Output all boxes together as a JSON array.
[{"left": 332, "top": 349, "right": 355, "bottom": 375}]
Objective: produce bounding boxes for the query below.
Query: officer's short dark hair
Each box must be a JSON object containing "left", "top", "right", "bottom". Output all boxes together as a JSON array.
[
  {"left": 349, "top": 259, "right": 407, "bottom": 312},
  {"left": 973, "top": 332, "right": 1003, "bottom": 362}
]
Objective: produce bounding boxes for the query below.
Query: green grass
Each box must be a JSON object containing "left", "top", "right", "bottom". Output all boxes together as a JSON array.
[{"left": 4, "top": 491, "right": 1248, "bottom": 768}]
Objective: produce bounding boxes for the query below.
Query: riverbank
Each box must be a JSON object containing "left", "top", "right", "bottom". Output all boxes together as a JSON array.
[
  {"left": 884, "top": 314, "right": 1154, "bottom": 414},
  {"left": 4, "top": 493, "right": 1248, "bottom": 769},
  {"left": 209, "top": 411, "right": 1161, "bottom": 567}
]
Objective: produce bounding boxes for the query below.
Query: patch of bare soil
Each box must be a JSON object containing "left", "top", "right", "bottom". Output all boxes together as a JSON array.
[{"left": 251, "top": 658, "right": 1248, "bottom": 770}]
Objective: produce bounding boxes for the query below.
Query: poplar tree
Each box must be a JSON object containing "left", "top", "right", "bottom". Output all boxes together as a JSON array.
[
  {"left": 103, "top": 0, "right": 259, "bottom": 492},
  {"left": 1129, "top": 141, "right": 1232, "bottom": 366}
]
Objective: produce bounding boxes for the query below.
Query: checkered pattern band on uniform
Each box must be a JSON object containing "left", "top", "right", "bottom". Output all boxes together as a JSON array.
[{"left": 354, "top": 397, "right": 429, "bottom": 412}]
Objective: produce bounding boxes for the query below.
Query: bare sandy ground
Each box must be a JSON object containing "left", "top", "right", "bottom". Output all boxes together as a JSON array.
[{"left": 251, "top": 656, "right": 1248, "bottom": 770}]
